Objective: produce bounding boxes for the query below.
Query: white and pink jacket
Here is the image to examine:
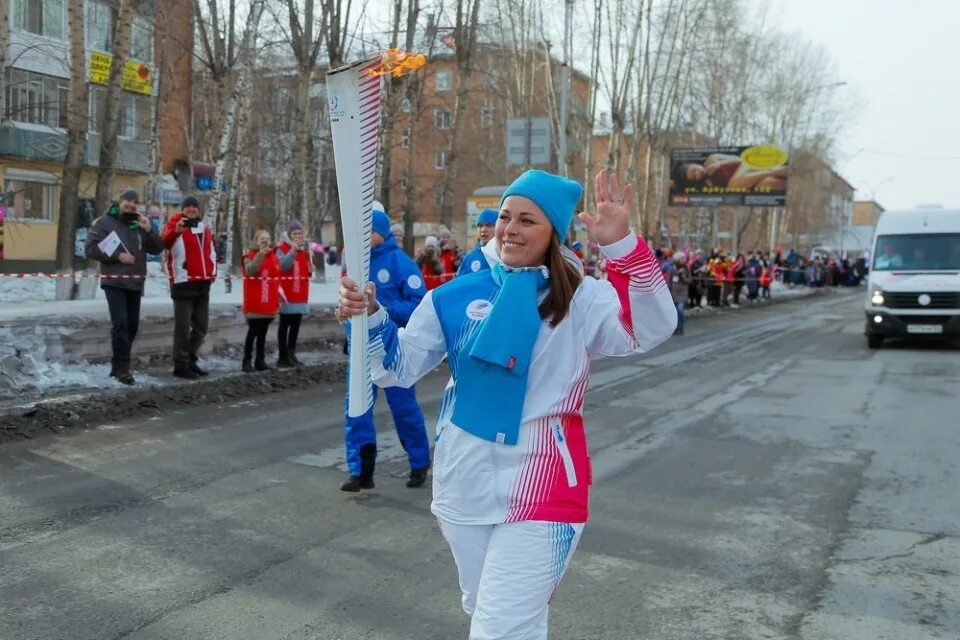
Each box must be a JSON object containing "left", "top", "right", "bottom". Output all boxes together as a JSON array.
[{"left": 367, "top": 233, "right": 677, "bottom": 525}]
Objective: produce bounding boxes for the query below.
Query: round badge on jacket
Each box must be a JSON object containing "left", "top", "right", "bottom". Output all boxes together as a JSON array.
[
  {"left": 471, "top": 259, "right": 481, "bottom": 272},
  {"left": 407, "top": 274, "right": 422, "bottom": 289},
  {"left": 377, "top": 268, "right": 391, "bottom": 284},
  {"left": 466, "top": 299, "right": 493, "bottom": 321}
]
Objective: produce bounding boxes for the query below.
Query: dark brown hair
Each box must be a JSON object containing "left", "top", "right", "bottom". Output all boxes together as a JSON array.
[{"left": 539, "top": 234, "right": 582, "bottom": 327}]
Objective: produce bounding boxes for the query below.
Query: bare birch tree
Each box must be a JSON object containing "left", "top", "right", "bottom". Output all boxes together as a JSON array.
[
  {"left": 54, "top": 0, "right": 91, "bottom": 301},
  {"left": 437, "top": 0, "right": 482, "bottom": 230},
  {"left": 94, "top": 0, "right": 137, "bottom": 216},
  {"left": 202, "top": 0, "right": 265, "bottom": 257}
]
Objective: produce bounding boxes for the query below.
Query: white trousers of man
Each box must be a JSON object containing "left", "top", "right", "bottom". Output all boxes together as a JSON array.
[{"left": 439, "top": 519, "right": 585, "bottom": 639}]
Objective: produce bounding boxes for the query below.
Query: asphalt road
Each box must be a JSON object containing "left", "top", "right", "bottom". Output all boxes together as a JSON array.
[{"left": 1, "top": 291, "right": 957, "bottom": 640}]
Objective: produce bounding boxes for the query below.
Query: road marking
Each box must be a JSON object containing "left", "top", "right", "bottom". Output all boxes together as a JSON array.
[{"left": 590, "top": 359, "right": 793, "bottom": 481}]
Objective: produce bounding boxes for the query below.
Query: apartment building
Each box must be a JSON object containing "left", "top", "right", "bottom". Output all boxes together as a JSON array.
[
  {"left": 1, "top": 0, "right": 192, "bottom": 271},
  {"left": 383, "top": 44, "right": 592, "bottom": 246}
]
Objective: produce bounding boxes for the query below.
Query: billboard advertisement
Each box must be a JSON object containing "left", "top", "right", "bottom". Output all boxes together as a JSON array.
[{"left": 669, "top": 145, "right": 789, "bottom": 207}]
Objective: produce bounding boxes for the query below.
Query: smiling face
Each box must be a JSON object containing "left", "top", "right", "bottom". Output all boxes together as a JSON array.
[
  {"left": 496, "top": 196, "right": 553, "bottom": 268},
  {"left": 119, "top": 198, "right": 139, "bottom": 214},
  {"left": 289, "top": 229, "right": 303, "bottom": 244}
]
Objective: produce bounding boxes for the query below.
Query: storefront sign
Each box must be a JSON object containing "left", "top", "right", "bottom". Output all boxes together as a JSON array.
[{"left": 89, "top": 51, "right": 153, "bottom": 95}]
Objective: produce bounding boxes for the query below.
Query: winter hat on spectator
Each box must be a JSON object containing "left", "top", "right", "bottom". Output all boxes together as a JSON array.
[
  {"left": 424, "top": 235, "right": 439, "bottom": 248},
  {"left": 477, "top": 208, "right": 498, "bottom": 226},
  {"left": 372, "top": 210, "right": 392, "bottom": 240},
  {"left": 182, "top": 195, "right": 200, "bottom": 209},
  {"left": 391, "top": 223, "right": 404, "bottom": 236},
  {"left": 119, "top": 188, "right": 140, "bottom": 203},
  {"left": 500, "top": 169, "right": 582, "bottom": 239},
  {"left": 286, "top": 218, "right": 304, "bottom": 235}
]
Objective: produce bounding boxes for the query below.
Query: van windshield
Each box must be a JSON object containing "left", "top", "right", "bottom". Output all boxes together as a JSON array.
[{"left": 873, "top": 233, "right": 960, "bottom": 271}]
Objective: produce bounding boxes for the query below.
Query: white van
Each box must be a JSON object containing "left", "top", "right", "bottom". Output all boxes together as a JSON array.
[{"left": 864, "top": 208, "right": 960, "bottom": 348}]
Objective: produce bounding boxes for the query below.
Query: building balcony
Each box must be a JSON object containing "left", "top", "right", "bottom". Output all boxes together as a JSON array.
[{"left": 0, "top": 123, "right": 152, "bottom": 173}]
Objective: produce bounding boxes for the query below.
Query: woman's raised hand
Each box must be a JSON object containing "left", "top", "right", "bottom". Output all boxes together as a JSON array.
[
  {"left": 577, "top": 169, "right": 634, "bottom": 246},
  {"left": 335, "top": 276, "right": 379, "bottom": 322}
]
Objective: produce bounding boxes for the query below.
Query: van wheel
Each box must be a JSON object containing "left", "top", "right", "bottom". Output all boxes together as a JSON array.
[{"left": 867, "top": 334, "right": 884, "bottom": 349}]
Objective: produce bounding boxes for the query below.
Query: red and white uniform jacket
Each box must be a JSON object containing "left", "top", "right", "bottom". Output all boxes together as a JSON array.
[
  {"left": 276, "top": 240, "right": 312, "bottom": 304},
  {"left": 242, "top": 249, "right": 281, "bottom": 316},
  {"left": 366, "top": 234, "right": 677, "bottom": 525},
  {"left": 162, "top": 213, "right": 217, "bottom": 285}
]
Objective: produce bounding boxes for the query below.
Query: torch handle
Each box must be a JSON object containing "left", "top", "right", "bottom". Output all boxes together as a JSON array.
[{"left": 347, "top": 311, "right": 369, "bottom": 417}]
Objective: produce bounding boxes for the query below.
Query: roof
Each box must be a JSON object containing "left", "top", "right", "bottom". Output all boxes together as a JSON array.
[{"left": 876, "top": 209, "right": 960, "bottom": 234}]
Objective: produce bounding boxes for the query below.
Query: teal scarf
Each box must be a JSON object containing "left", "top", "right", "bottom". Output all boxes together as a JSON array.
[{"left": 451, "top": 262, "right": 549, "bottom": 445}]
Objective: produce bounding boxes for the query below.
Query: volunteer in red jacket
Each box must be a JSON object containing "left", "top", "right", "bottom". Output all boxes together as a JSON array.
[
  {"left": 241, "top": 229, "right": 281, "bottom": 372},
  {"left": 162, "top": 195, "right": 217, "bottom": 379},
  {"left": 275, "top": 219, "right": 313, "bottom": 367}
]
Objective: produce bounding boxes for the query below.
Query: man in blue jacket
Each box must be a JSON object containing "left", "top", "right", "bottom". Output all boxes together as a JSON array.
[
  {"left": 456, "top": 208, "right": 497, "bottom": 276},
  {"left": 341, "top": 206, "right": 431, "bottom": 492}
]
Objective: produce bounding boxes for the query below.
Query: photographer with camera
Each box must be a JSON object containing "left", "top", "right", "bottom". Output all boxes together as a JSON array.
[
  {"left": 162, "top": 195, "right": 217, "bottom": 379},
  {"left": 84, "top": 188, "right": 164, "bottom": 385}
]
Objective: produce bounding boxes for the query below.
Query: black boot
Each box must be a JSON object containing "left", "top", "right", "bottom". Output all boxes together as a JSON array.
[
  {"left": 341, "top": 443, "right": 377, "bottom": 491},
  {"left": 288, "top": 350, "right": 303, "bottom": 367},
  {"left": 276, "top": 354, "right": 294, "bottom": 368},
  {"left": 406, "top": 467, "right": 429, "bottom": 488},
  {"left": 254, "top": 358, "right": 271, "bottom": 371},
  {"left": 173, "top": 364, "right": 200, "bottom": 380},
  {"left": 242, "top": 359, "right": 254, "bottom": 373},
  {"left": 189, "top": 360, "right": 209, "bottom": 377},
  {"left": 111, "top": 363, "right": 135, "bottom": 385}
]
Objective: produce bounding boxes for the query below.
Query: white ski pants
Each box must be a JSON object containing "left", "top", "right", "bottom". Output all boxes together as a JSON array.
[{"left": 439, "top": 519, "right": 585, "bottom": 640}]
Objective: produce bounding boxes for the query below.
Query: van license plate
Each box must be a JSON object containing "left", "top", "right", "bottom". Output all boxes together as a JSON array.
[{"left": 907, "top": 324, "right": 943, "bottom": 334}]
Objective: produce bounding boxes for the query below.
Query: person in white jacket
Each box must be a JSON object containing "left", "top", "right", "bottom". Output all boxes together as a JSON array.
[{"left": 337, "top": 169, "right": 677, "bottom": 639}]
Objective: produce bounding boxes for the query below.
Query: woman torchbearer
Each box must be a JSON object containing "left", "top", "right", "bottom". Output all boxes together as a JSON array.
[{"left": 338, "top": 169, "right": 677, "bottom": 639}]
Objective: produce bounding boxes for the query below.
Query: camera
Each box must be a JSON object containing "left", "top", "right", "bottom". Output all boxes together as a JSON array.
[{"left": 183, "top": 218, "right": 200, "bottom": 228}]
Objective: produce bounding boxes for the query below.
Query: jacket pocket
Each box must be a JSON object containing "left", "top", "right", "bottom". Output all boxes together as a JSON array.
[{"left": 552, "top": 422, "right": 578, "bottom": 488}]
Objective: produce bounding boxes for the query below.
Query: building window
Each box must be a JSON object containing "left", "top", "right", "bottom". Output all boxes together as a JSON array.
[
  {"left": 434, "top": 108, "right": 451, "bottom": 130},
  {"left": 13, "top": 0, "right": 65, "bottom": 40},
  {"left": 484, "top": 67, "right": 501, "bottom": 90},
  {"left": 120, "top": 93, "right": 151, "bottom": 141},
  {"left": 434, "top": 150, "right": 447, "bottom": 170},
  {"left": 4, "top": 68, "right": 69, "bottom": 128},
  {"left": 401, "top": 97, "right": 411, "bottom": 112},
  {"left": 130, "top": 16, "right": 154, "bottom": 63},
  {"left": 86, "top": 0, "right": 113, "bottom": 51},
  {"left": 480, "top": 106, "right": 494, "bottom": 128},
  {"left": 435, "top": 69, "right": 452, "bottom": 92},
  {"left": 401, "top": 127, "right": 410, "bottom": 149},
  {"left": 4, "top": 171, "right": 59, "bottom": 222}
]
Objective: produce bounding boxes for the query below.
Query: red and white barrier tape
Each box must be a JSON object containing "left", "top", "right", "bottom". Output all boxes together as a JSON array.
[{"left": 0, "top": 272, "right": 318, "bottom": 281}]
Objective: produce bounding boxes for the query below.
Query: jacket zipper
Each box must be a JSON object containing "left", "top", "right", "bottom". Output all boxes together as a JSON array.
[{"left": 552, "top": 421, "right": 578, "bottom": 488}]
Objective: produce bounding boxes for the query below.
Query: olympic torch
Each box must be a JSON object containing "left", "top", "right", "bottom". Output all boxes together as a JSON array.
[{"left": 327, "top": 50, "right": 425, "bottom": 417}]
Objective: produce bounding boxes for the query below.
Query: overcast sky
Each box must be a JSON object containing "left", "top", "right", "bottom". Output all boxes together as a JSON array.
[{"left": 766, "top": 0, "right": 960, "bottom": 210}]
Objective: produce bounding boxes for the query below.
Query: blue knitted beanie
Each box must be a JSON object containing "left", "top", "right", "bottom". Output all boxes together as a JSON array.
[
  {"left": 477, "top": 208, "right": 498, "bottom": 226},
  {"left": 500, "top": 170, "right": 583, "bottom": 239},
  {"left": 372, "top": 209, "right": 392, "bottom": 240}
]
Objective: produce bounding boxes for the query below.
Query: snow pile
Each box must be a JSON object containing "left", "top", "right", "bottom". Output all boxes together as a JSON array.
[{"left": 0, "top": 262, "right": 340, "bottom": 305}]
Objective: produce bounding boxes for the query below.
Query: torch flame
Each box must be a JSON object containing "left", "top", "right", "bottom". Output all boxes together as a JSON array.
[{"left": 364, "top": 49, "right": 427, "bottom": 78}]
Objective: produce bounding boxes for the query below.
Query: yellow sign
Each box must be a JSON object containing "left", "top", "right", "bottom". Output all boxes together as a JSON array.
[
  {"left": 740, "top": 145, "right": 788, "bottom": 169},
  {"left": 89, "top": 51, "right": 153, "bottom": 96}
]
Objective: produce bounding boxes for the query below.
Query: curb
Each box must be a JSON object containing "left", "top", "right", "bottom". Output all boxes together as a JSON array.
[{"left": 0, "top": 358, "right": 347, "bottom": 444}]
